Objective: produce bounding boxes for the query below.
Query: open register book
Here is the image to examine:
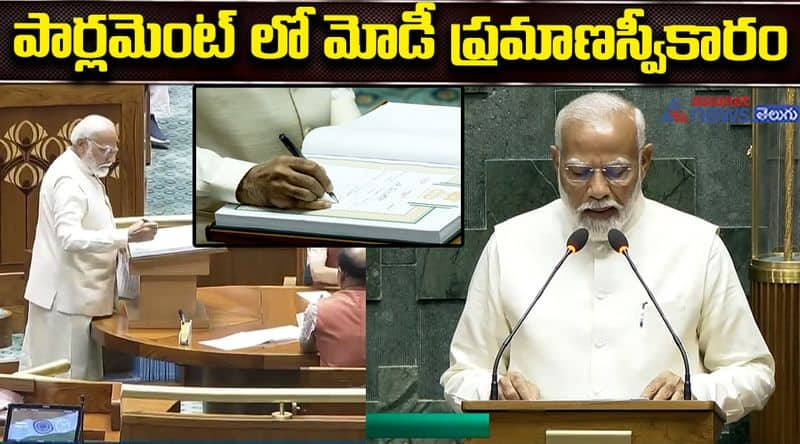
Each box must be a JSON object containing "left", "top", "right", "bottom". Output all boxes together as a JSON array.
[
  {"left": 128, "top": 225, "right": 216, "bottom": 258},
  {"left": 117, "top": 225, "right": 217, "bottom": 299},
  {"left": 213, "top": 102, "right": 462, "bottom": 244}
]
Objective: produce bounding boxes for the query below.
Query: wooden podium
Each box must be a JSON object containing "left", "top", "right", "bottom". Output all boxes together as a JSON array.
[
  {"left": 462, "top": 400, "right": 724, "bottom": 444},
  {"left": 122, "top": 250, "right": 222, "bottom": 329}
]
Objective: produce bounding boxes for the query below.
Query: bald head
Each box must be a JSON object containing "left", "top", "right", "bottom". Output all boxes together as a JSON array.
[
  {"left": 70, "top": 114, "right": 119, "bottom": 178},
  {"left": 338, "top": 248, "right": 366, "bottom": 288},
  {"left": 70, "top": 114, "right": 116, "bottom": 147}
]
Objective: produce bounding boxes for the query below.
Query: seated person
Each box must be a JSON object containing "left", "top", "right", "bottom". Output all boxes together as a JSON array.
[
  {"left": 300, "top": 248, "right": 366, "bottom": 367},
  {"left": 305, "top": 248, "right": 341, "bottom": 287}
]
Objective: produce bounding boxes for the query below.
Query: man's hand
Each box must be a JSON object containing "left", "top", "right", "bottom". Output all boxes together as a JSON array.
[
  {"left": 498, "top": 371, "right": 541, "bottom": 400},
  {"left": 236, "top": 156, "right": 334, "bottom": 210},
  {"left": 641, "top": 370, "right": 688, "bottom": 400},
  {"left": 128, "top": 219, "right": 158, "bottom": 243}
]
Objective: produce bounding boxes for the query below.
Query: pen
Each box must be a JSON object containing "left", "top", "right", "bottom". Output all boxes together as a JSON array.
[
  {"left": 178, "top": 309, "right": 186, "bottom": 323},
  {"left": 278, "top": 133, "right": 339, "bottom": 203}
]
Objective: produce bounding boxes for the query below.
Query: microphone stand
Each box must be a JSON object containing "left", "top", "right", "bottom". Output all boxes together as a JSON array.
[
  {"left": 619, "top": 249, "right": 692, "bottom": 400},
  {"left": 490, "top": 249, "right": 573, "bottom": 400}
]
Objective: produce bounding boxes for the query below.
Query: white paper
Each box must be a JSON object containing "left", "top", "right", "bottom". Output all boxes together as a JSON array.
[
  {"left": 348, "top": 102, "right": 461, "bottom": 134},
  {"left": 116, "top": 249, "right": 139, "bottom": 299},
  {"left": 302, "top": 103, "right": 461, "bottom": 165},
  {"left": 128, "top": 225, "right": 212, "bottom": 258},
  {"left": 317, "top": 163, "right": 457, "bottom": 214},
  {"left": 297, "top": 291, "right": 331, "bottom": 304},
  {"left": 407, "top": 184, "right": 461, "bottom": 208},
  {"left": 198, "top": 325, "right": 300, "bottom": 351}
]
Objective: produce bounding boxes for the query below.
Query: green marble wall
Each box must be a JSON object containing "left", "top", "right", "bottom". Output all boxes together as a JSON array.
[{"left": 367, "top": 87, "right": 758, "bottom": 444}]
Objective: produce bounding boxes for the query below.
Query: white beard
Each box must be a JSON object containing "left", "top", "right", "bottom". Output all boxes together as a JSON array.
[
  {"left": 93, "top": 165, "right": 111, "bottom": 178},
  {"left": 559, "top": 177, "right": 643, "bottom": 243},
  {"left": 83, "top": 149, "right": 112, "bottom": 178}
]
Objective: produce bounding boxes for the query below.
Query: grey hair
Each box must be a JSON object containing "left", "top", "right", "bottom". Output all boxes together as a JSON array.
[
  {"left": 69, "top": 114, "right": 115, "bottom": 146},
  {"left": 554, "top": 92, "right": 646, "bottom": 150}
]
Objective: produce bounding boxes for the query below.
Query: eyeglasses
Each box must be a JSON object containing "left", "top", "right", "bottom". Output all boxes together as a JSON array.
[
  {"left": 563, "top": 163, "right": 633, "bottom": 184},
  {"left": 89, "top": 139, "right": 118, "bottom": 155}
]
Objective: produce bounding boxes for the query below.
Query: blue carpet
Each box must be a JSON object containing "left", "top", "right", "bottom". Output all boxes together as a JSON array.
[{"left": 145, "top": 85, "right": 193, "bottom": 216}]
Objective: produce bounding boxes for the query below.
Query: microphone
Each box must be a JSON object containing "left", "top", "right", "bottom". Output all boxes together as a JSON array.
[
  {"left": 608, "top": 228, "right": 691, "bottom": 400},
  {"left": 489, "top": 228, "right": 589, "bottom": 400}
]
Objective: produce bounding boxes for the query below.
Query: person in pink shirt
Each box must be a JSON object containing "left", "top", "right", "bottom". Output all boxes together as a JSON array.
[{"left": 300, "top": 248, "right": 366, "bottom": 367}]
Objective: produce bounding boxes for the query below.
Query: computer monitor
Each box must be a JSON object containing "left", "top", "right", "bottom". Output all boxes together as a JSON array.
[{"left": 3, "top": 403, "right": 83, "bottom": 442}]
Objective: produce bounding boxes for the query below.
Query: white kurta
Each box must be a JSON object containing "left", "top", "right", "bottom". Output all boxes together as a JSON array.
[
  {"left": 20, "top": 149, "right": 127, "bottom": 380},
  {"left": 20, "top": 304, "right": 102, "bottom": 380},
  {"left": 441, "top": 197, "right": 775, "bottom": 423}
]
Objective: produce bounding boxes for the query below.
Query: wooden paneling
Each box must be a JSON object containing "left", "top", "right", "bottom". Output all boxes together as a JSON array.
[
  {"left": 0, "top": 272, "right": 28, "bottom": 334},
  {"left": 0, "top": 375, "right": 119, "bottom": 440},
  {"left": 199, "top": 248, "right": 298, "bottom": 287},
  {"left": 750, "top": 281, "right": 800, "bottom": 444},
  {"left": 0, "top": 374, "right": 116, "bottom": 413},
  {"left": 0, "top": 85, "right": 146, "bottom": 320},
  {"left": 120, "top": 413, "right": 365, "bottom": 442},
  {"left": 92, "top": 286, "right": 319, "bottom": 370},
  {"left": 0, "top": 182, "right": 26, "bottom": 265},
  {"left": 464, "top": 401, "right": 723, "bottom": 444}
]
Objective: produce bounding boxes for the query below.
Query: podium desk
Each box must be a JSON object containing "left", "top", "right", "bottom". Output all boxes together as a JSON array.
[
  {"left": 92, "top": 286, "right": 338, "bottom": 413},
  {"left": 462, "top": 400, "right": 724, "bottom": 444}
]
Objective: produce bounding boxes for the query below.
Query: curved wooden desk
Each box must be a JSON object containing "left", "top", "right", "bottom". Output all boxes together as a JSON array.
[
  {"left": 92, "top": 285, "right": 320, "bottom": 371},
  {"left": 92, "top": 286, "right": 333, "bottom": 413}
]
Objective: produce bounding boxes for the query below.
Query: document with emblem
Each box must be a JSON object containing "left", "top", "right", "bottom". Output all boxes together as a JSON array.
[{"left": 213, "top": 102, "right": 462, "bottom": 244}]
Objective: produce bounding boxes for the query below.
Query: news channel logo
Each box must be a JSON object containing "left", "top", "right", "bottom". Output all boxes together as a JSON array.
[{"left": 660, "top": 96, "right": 799, "bottom": 124}]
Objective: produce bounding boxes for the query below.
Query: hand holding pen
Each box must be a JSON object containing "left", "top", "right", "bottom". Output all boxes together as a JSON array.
[
  {"left": 234, "top": 134, "right": 337, "bottom": 210},
  {"left": 127, "top": 218, "right": 158, "bottom": 243},
  {"left": 278, "top": 134, "right": 339, "bottom": 203}
]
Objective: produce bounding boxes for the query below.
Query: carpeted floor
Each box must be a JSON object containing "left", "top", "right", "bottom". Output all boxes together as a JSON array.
[{"left": 145, "top": 85, "right": 194, "bottom": 216}]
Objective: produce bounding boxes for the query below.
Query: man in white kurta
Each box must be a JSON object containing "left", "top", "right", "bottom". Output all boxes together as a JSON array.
[
  {"left": 441, "top": 93, "right": 774, "bottom": 423},
  {"left": 20, "top": 115, "right": 157, "bottom": 380}
]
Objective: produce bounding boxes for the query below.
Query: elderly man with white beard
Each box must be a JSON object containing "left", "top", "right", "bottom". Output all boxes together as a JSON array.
[
  {"left": 440, "top": 93, "right": 775, "bottom": 423},
  {"left": 20, "top": 114, "right": 157, "bottom": 380}
]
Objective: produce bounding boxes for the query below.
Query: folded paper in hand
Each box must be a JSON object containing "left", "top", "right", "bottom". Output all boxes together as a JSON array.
[
  {"left": 198, "top": 325, "right": 300, "bottom": 351},
  {"left": 116, "top": 248, "right": 139, "bottom": 300}
]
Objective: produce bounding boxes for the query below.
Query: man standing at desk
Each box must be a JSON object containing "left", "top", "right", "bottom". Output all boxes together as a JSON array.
[
  {"left": 440, "top": 92, "right": 774, "bottom": 423},
  {"left": 300, "top": 248, "right": 366, "bottom": 367},
  {"left": 20, "top": 115, "right": 158, "bottom": 380},
  {"left": 195, "top": 87, "right": 361, "bottom": 241}
]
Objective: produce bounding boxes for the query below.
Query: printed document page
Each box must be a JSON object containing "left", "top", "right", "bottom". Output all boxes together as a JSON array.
[
  {"left": 312, "top": 159, "right": 460, "bottom": 218},
  {"left": 199, "top": 325, "right": 300, "bottom": 351}
]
